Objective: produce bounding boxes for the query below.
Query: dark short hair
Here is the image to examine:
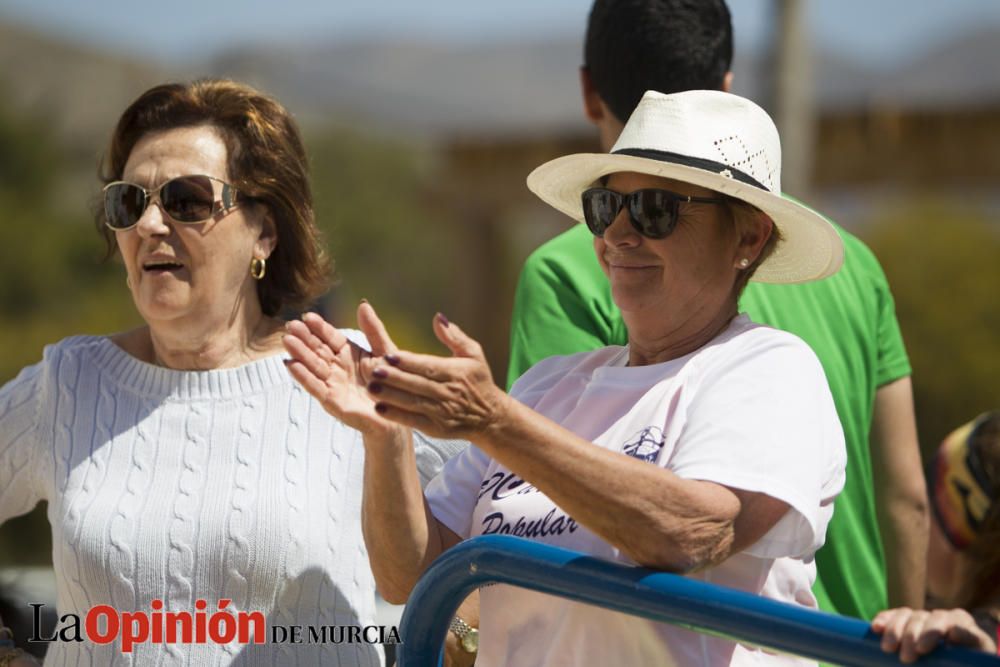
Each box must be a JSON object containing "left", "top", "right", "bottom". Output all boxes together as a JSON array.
[
  {"left": 97, "top": 79, "right": 331, "bottom": 317},
  {"left": 584, "top": 0, "right": 733, "bottom": 123}
]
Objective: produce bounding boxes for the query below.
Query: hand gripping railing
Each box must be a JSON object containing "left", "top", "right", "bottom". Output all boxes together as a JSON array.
[{"left": 396, "top": 535, "right": 1000, "bottom": 666}]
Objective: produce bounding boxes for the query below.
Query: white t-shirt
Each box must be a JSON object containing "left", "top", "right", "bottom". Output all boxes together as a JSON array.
[{"left": 425, "top": 315, "right": 846, "bottom": 666}]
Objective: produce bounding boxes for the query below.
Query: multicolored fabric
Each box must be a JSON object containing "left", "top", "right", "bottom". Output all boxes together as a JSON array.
[{"left": 930, "top": 413, "right": 1000, "bottom": 549}]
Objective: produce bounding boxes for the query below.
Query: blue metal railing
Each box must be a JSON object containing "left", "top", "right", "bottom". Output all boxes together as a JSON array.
[{"left": 396, "top": 535, "right": 999, "bottom": 666}]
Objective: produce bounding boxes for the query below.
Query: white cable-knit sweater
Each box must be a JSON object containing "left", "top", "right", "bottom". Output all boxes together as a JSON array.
[{"left": 0, "top": 334, "right": 463, "bottom": 666}]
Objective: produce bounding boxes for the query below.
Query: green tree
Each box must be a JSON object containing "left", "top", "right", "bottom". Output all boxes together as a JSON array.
[
  {"left": 0, "top": 100, "right": 138, "bottom": 565},
  {"left": 307, "top": 128, "right": 461, "bottom": 352},
  {"left": 866, "top": 201, "right": 1000, "bottom": 454}
]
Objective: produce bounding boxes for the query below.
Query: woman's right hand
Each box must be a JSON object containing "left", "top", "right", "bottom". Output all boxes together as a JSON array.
[
  {"left": 283, "top": 303, "right": 403, "bottom": 437},
  {"left": 872, "top": 607, "right": 997, "bottom": 662}
]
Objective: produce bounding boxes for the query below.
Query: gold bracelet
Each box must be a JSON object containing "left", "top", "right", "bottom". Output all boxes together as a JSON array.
[{"left": 0, "top": 647, "right": 27, "bottom": 667}]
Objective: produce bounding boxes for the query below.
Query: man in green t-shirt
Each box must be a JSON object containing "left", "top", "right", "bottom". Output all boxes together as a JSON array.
[{"left": 507, "top": 0, "right": 929, "bottom": 621}]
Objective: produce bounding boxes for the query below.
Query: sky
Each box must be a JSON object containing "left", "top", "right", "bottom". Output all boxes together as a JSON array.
[{"left": 2, "top": 0, "right": 1000, "bottom": 69}]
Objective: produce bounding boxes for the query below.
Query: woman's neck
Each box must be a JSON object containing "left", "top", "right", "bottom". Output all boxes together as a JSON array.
[
  {"left": 625, "top": 302, "right": 738, "bottom": 367},
  {"left": 116, "top": 302, "right": 285, "bottom": 371}
]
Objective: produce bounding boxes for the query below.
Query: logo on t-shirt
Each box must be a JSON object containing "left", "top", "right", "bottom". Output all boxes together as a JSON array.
[
  {"left": 475, "top": 471, "right": 580, "bottom": 539},
  {"left": 623, "top": 426, "right": 665, "bottom": 463}
]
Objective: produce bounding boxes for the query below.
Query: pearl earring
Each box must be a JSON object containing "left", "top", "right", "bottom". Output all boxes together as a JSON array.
[{"left": 738, "top": 258, "right": 750, "bottom": 268}]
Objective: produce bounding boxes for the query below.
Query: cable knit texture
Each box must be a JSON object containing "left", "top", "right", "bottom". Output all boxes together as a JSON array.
[{"left": 0, "top": 334, "right": 396, "bottom": 666}]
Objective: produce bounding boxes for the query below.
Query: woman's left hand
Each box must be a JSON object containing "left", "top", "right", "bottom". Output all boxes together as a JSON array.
[{"left": 362, "top": 312, "right": 510, "bottom": 440}]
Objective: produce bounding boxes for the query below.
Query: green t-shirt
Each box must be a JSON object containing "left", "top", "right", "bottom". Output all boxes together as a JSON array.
[{"left": 506, "top": 221, "right": 911, "bottom": 621}]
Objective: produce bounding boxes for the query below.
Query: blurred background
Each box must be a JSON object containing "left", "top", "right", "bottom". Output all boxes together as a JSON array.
[{"left": 0, "top": 0, "right": 997, "bottom": 581}]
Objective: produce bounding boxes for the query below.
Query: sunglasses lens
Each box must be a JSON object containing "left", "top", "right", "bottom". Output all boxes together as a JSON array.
[
  {"left": 161, "top": 176, "right": 217, "bottom": 222},
  {"left": 582, "top": 189, "right": 620, "bottom": 237},
  {"left": 629, "top": 190, "right": 678, "bottom": 239},
  {"left": 105, "top": 183, "right": 147, "bottom": 229}
]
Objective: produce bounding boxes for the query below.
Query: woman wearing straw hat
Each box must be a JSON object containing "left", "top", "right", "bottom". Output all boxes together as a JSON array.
[{"left": 283, "top": 90, "right": 847, "bottom": 666}]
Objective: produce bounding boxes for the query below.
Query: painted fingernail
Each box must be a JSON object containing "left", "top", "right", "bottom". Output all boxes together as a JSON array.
[
  {"left": 436, "top": 312, "right": 450, "bottom": 327},
  {"left": 372, "top": 367, "right": 388, "bottom": 379},
  {"left": 374, "top": 403, "right": 388, "bottom": 414},
  {"left": 385, "top": 354, "right": 400, "bottom": 366},
  {"left": 368, "top": 382, "right": 383, "bottom": 394},
  {"left": 282, "top": 359, "right": 293, "bottom": 366}
]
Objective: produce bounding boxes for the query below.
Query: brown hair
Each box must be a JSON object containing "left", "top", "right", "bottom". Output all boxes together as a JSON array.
[
  {"left": 727, "top": 199, "right": 781, "bottom": 298},
  {"left": 97, "top": 79, "right": 331, "bottom": 316}
]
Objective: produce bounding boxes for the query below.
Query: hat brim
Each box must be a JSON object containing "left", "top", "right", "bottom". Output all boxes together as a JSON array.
[{"left": 526, "top": 153, "right": 844, "bottom": 284}]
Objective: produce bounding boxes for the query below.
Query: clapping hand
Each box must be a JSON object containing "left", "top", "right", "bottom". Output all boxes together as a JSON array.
[
  {"left": 360, "top": 310, "right": 509, "bottom": 441},
  {"left": 284, "top": 303, "right": 509, "bottom": 442},
  {"left": 282, "top": 303, "right": 402, "bottom": 437}
]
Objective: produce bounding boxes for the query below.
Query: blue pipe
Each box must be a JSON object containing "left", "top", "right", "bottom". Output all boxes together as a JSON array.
[{"left": 396, "top": 535, "right": 999, "bottom": 667}]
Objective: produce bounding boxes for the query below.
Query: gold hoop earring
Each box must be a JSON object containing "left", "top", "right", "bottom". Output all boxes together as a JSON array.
[{"left": 250, "top": 257, "right": 266, "bottom": 280}]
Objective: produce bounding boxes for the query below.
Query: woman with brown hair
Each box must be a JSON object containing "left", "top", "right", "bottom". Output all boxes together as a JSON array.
[{"left": 0, "top": 79, "right": 457, "bottom": 665}]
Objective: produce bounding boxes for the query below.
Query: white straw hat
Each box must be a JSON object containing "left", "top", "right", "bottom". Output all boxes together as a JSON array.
[{"left": 526, "top": 90, "right": 843, "bottom": 283}]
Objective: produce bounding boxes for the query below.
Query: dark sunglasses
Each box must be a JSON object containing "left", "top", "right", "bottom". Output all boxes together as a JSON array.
[
  {"left": 581, "top": 187, "right": 728, "bottom": 239},
  {"left": 103, "top": 175, "right": 241, "bottom": 231}
]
